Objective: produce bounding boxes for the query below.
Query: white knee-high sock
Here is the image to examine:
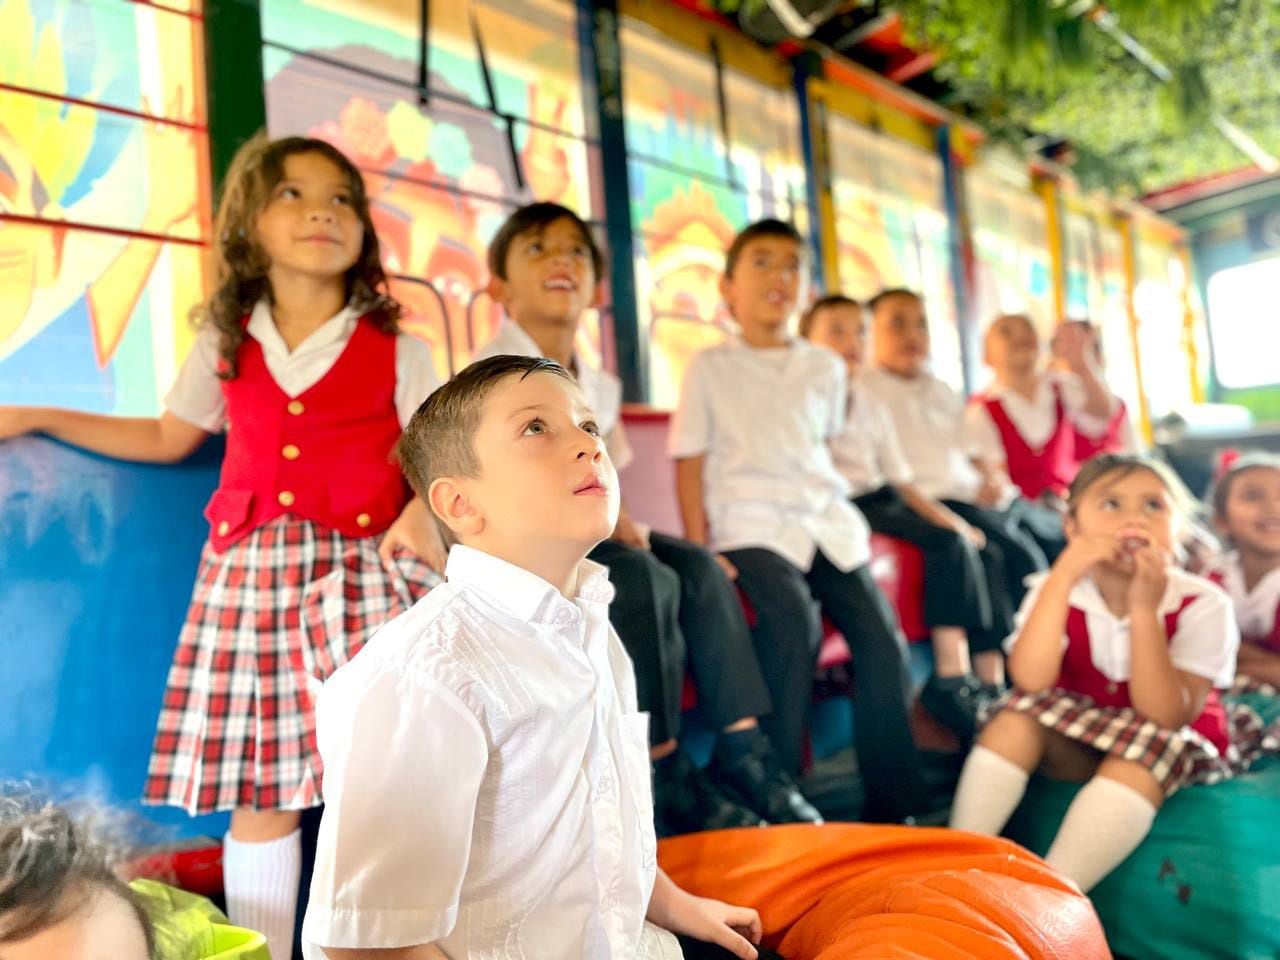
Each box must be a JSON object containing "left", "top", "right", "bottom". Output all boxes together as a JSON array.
[
  {"left": 1045, "top": 777, "right": 1157, "bottom": 892},
  {"left": 224, "top": 829, "right": 302, "bottom": 960},
  {"left": 949, "top": 745, "right": 1030, "bottom": 835}
]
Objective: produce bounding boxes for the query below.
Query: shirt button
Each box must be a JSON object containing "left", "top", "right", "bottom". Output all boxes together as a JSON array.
[
  {"left": 553, "top": 608, "right": 573, "bottom": 625},
  {"left": 282, "top": 444, "right": 300, "bottom": 460},
  {"left": 1106, "top": 682, "right": 1119, "bottom": 694},
  {"left": 598, "top": 775, "right": 613, "bottom": 793},
  {"left": 287, "top": 400, "right": 305, "bottom": 416},
  {"left": 278, "top": 490, "right": 296, "bottom": 508},
  {"left": 217, "top": 521, "right": 230, "bottom": 537},
  {"left": 356, "top": 513, "right": 372, "bottom": 528},
  {"left": 603, "top": 892, "right": 619, "bottom": 909}
]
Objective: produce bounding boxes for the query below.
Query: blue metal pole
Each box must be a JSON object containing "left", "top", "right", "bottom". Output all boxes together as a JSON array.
[{"left": 792, "top": 52, "right": 826, "bottom": 292}]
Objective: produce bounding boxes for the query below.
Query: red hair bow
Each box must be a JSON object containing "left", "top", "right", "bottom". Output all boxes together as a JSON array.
[{"left": 1216, "top": 448, "right": 1241, "bottom": 481}]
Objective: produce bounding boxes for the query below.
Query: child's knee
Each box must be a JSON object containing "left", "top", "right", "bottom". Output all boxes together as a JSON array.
[
  {"left": 1095, "top": 758, "right": 1165, "bottom": 808},
  {"left": 976, "top": 710, "right": 1046, "bottom": 771}
]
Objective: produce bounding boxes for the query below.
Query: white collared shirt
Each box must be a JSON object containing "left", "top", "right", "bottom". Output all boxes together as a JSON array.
[
  {"left": 1006, "top": 567, "right": 1239, "bottom": 687},
  {"left": 668, "top": 336, "right": 871, "bottom": 573},
  {"left": 1206, "top": 550, "right": 1280, "bottom": 646},
  {"left": 474, "top": 319, "right": 634, "bottom": 471},
  {"left": 829, "top": 379, "right": 915, "bottom": 497},
  {"left": 860, "top": 366, "right": 1018, "bottom": 507},
  {"left": 964, "top": 372, "right": 1117, "bottom": 466},
  {"left": 302, "top": 546, "right": 673, "bottom": 960},
  {"left": 166, "top": 301, "right": 440, "bottom": 432}
]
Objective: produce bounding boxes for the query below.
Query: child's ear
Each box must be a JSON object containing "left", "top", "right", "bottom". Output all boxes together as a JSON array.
[
  {"left": 1063, "top": 510, "right": 1080, "bottom": 541},
  {"left": 718, "top": 272, "right": 733, "bottom": 305},
  {"left": 590, "top": 281, "right": 604, "bottom": 309},
  {"left": 428, "top": 476, "right": 484, "bottom": 539},
  {"left": 487, "top": 274, "right": 510, "bottom": 310}
]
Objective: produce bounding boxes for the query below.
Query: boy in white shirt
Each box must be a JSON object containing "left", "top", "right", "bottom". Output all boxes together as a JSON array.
[
  {"left": 302, "top": 354, "right": 764, "bottom": 960},
  {"left": 671, "top": 220, "right": 933, "bottom": 823},
  {"left": 474, "top": 203, "right": 820, "bottom": 830},
  {"left": 861, "top": 289, "right": 1061, "bottom": 621},
  {"left": 802, "top": 294, "right": 1011, "bottom": 740}
]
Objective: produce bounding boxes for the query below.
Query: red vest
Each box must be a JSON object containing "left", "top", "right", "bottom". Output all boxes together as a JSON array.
[
  {"left": 1206, "top": 568, "right": 1280, "bottom": 653},
  {"left": 1074, "top": 400, "right": 1129, "bottom": 462},
  {"left": 1060, "top": 597, "right": 1229, "bottom": 754},
  {"left": 203, "top": 317, "right": 409, "bottom": 552},
  {"left": 982, "top": 385, "right": 1074, "bottom": 500}
]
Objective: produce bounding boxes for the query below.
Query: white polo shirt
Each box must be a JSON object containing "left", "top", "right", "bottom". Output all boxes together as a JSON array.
[
  {"left": 964, "top": 372, "right": 1117, "bottom": 467},
  {"left": 829, "top": 379, "right": 915, "bottom": 497},
  {"left": 166, "top": 300, "right": 440, "bottom": 432},
  {"left": 1007, "top": 567, "right": 1239, "bottom": 687},
  {"left": 669, "top": 336, "right": 871, "bottom": 572},
  {"left": 474, "top": 319, "right": 634, "bottom": 470},
  {"left": 861, "top": 366, "right": 1017, "bottom": 507},
  {"left": 1206, "top": 550, "right": 1280, "bottom": 647},
  {"left": 302, "top": 546, "right": 676, "bottom": 960}
]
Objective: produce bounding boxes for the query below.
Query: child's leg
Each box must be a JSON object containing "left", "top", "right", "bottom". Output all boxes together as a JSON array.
[
  {"left": 722, "top": 547, "right": 823, "bottom": 775},
  {"left": 226, "top": 808, "right": 303, "bottom": 960},
  {"left": 1044, "top": 759, "right": 1162, "bottom": 892},
  {"left": 944, "top": 500, "right": 1047, "bottom": 608},
  {"left": 805, "top": 553, "right": 932, "bottom": 819},
  {"left": 949, "top": 710, "right": 1049, "bottom": 834},
  {"left": 972, "top": 538, "right": 1015, "bottom": 687}
]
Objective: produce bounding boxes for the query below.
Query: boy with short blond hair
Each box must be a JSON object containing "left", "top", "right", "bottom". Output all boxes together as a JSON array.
[
  {"left": 671, "top": 220, "right": 932, "bottom": 822},
  {"left": 303, "top": 354, "right": 765, "bottom": 960}
]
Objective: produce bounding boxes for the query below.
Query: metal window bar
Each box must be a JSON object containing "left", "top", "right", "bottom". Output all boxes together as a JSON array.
[
  {"left": 469, "top": 8, "right": 525, "bottom": 192},
  {"left": 391, "top": 274, "right": 456, "bottom": 377}
]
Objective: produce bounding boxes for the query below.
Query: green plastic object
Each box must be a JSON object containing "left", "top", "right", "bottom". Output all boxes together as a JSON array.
[
  {"left": 1004, "top": 693, "right": 1280, "bottom": 960},
  {"left": 129, "top": 879, "right": 272, "bottom": 960}
]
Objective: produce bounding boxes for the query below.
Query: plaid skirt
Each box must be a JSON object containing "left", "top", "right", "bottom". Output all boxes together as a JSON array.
[
  {"left": 988, "top": 678, "right": 1280, "bottom": 796},
  {"left": 143, "top": 517, "right": 440, "bottom": 815}
]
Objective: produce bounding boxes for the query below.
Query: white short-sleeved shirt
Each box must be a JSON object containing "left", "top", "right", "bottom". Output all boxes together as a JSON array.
[
  {"left": 860, "top": 366, "right": 1017, "bottom": 507},
  {"left": 964, "top": 372, "right": 1117, "bottom": 467},
  {"left": 474, "top": 319, "right": 634, "bottom": 471},
  {"left": 1206, "top": 550, "right": 1280, "bottom": 647},
  {"left": 1006, "top": 568, "right": 1240, "bottom": 688},
  {"left": 165, "top": 301, "right": 440, "bottom": 433},
  {"left": 668, "top": 337, "right": 871, "bottom": 573},
  {"left": 302, "top": 546, "right": 674, "bottom": 960},
  {"left": 830, "top": 379, "right": 915, "bottom": 497}
]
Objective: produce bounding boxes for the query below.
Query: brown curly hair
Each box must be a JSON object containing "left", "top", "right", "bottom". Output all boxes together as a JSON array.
[{"left": 197, "top": 133, "right": 401, "bottom": 378}]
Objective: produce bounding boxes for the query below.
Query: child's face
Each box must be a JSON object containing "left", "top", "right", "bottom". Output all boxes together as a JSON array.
[
  {"left": 254, "top": 151, "right": 364, "bottom": 286},
  {"left": 1067, "top": 468, "right": 1179, "bottom": 572},
  {"left": 447, "top": 370, "right": 618, "bottom": 555},
  {"left": 719, "top": 236, "right": 804, "bottom": 336},
  {"left": 4, "top": 886, "right": 150, "bottom": 960},
  {"left": 805, "top": 303, "right": 866, "bottom": 375},
  {"left": 1217, "top": 467, "right": 1280, "bottom": 557},
  {"left": 871, "top": 293, "right": 930, "bottom": 377},
  {"left": 489, "top": 217, "right": 600, "bottom": 328},
  {"left": 985, "top": 314, "right": 1040, "bottom": 378}
]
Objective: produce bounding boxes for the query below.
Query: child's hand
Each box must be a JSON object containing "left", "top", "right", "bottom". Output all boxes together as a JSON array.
[
  {"left": 0, "top": 406, "right": 37, "bottom": 441},
  {"left": 379, "top": 498, "right": 448, "bottom": 574},
  {"left": 974, "top": 470, "right": 1007, "bottom": 508},
  {"left": 663, "top": 894, "right": 762, "bottom": 960},
  {"left": 1127, "top": 545, "right": 1169, "bottom": 611},
  {"left": 1051, "top": 322, "right": 1098, "bottom": 376},
  {"left": 1055, "top": 533, "right": 1120, "bottom": 583},
  {"left": 714, "top": 554, "right": 739, "bottom": 581},
  {"left": 946, "top": 516, "right": 986, "bottom": 549}
]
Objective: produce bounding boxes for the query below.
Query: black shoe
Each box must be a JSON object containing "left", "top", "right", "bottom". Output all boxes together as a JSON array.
[
  {"left": 709, "top": 730, "right": 824, "bottom": 825},
  {"left": 919, "top": 674, "right": 990, "bottom": 743},
  {"left": 653, "top": 750, "right": 766, "bottom": 837}
]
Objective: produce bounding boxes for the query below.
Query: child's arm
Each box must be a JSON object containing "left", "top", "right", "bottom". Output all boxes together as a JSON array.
[
  {"left": 1237, "top": 643, "right": 1280, "bottom": 687},
  {"left": 0, "top": 407, "right": 209, "bottom": 463},
  {"left": 674, "top": 456, "right": 709, "bottom": 546},
  {"left": 378, "top": 496, "right": 449, "bottom": 573},
  {"left": 1008, "top": 535, "right": 1120, "bottom": 691},
  {"left": 1053, "top": 324, "right": 1115, "bottom": 420},
  {"left": 896, "top": 483, "right": 986, "bottom": 548},
  {"left": 647, "top": 868, "right": 761, "bottom": 960}
]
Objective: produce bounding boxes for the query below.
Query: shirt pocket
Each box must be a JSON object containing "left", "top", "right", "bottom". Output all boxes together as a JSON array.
[
  {"left": 203, "top": 489, "right": 255, "bottom": 540},
  {"left": 620, "top": 712, "right": 658, "bottom": 870}
]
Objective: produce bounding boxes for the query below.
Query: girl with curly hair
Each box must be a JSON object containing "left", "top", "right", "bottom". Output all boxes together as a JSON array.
[{"left": 0, "top": 134, "right": 445, "bottom": 958}]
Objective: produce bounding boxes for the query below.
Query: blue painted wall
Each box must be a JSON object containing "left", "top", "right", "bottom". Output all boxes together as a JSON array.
[{"left": 0, "top": 435, "right": 229, "bottom": 838}]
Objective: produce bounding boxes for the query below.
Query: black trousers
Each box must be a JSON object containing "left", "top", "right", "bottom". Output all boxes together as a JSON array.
[
  {"left": 589, "top": 535, "right": 773, "bottom": 746},
  {"left": 942, "top": 500, "right": 1054, "bottom": 615},
  {"left": 680, "top": 935, "right": 785, "bottom": 959},
  {"left": 723, "top": 547, "right": 932, "bottom": 819},
  {"left": 853, "top": 486, "right": 1009, "bottom": 649}
]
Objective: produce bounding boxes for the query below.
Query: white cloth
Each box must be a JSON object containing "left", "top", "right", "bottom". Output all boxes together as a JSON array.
[
  {"left": 474, "top": 319, "right": 634, "bottom": 471},
  {"left": 964, "top": 372, "right": 1116, "bottom": 466},
  {"left": 166, "top": 301, "right": 440, "bottom": 432},
  {"left": 829, "top": 379, "right": 915, "bottom": 497},
  {"left": 860, "top": 366, "right": 1017, "bottom": 507},
  {"left": 1206, "top": 550, "right": 1280, "bottom": 645},
  {"left": 1006, "top": 568, "right": 1240, "bottom": 687},
  {"left": 302, "top": 546, "right": 671, "bottom": 960},
  {"left": 669, "top": 336, "right": 871, "bottom": 573}
]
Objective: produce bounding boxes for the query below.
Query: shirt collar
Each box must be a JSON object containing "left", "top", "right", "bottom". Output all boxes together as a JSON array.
[
  {"left": 247, "top": 299, "right": 358, "bottom": 356},
  {"left": 1062, "top": 566, "right": 1203, "bottom": 620},
  {"left": 445, "top": 544, "right": 614, "bottom": 623}
]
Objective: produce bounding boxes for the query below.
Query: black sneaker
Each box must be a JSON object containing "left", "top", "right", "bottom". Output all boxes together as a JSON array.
[
  {"left": 709, "top": 730, "right": 824, "bottom": 825},
  {"left": 653, "top": 750, "right": 765, "bottom": 837},
  {"left": 919, "top": 674, "right": 991, "bottom": 743}
]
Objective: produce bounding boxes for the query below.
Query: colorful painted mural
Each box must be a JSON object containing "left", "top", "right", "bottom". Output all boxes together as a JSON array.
[{"left": 0, "top": 0, "right": 210, "bottom": 415}]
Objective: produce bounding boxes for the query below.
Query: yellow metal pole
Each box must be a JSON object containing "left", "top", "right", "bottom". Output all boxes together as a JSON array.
[
  {"left": 1119, "top": 215, "right": 1154, "bottom": 446},
  {"left": 1034, "top": 173, "right": 1067, "bottom": 330},
  {"left": 1177, "top": 242, "right": 1206, "bottom": 404},
  {"left": 806, "top": 82, "right": 841, "bottom": 290}
]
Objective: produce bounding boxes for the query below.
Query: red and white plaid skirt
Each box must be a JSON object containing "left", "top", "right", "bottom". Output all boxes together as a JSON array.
[
  {"left": 988, "top": 678, "right": 1280, "bottom": 796},
  {"left": 143, "top": 518, "right": 439, "bottom": 815}
]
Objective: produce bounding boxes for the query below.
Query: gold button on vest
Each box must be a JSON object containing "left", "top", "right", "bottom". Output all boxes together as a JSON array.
[
  {"left": 282, "top": 444, "right": 300, "bottom": 460},
  {"left": 356, "top": 513, "right": 372, "bottom": 528},
  {"left": 278, "top": 490, "right": 296, "bottom": 508},
  {"left": 287, "top": 400, "right": 305, "bottom": 415}
]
